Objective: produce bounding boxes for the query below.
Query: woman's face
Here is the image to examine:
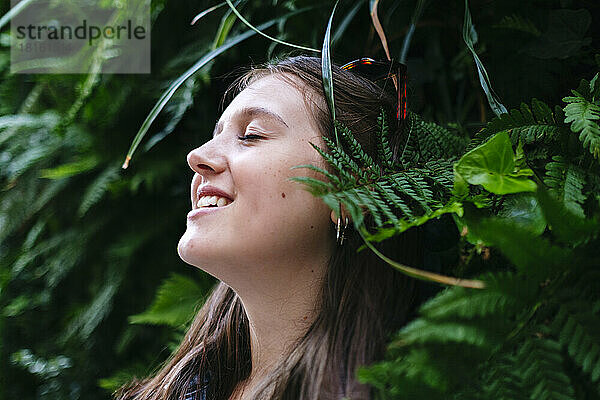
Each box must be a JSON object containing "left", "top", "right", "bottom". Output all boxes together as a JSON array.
[{"left": 178, "top": 74, "right": 335, "bottom": 286}]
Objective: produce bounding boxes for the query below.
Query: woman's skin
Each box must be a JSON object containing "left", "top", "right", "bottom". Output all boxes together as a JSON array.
[{"left": 178, "top": 74, "right": 343, "bottom": 399}]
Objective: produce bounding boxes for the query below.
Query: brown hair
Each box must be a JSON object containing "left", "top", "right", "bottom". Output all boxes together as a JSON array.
[{"left": 115, "top": 55, "right": 423, "bottom": 400}]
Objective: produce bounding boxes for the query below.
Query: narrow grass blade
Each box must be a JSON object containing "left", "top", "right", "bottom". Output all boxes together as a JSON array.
[
  {"left": 191, "top": 2, "right": 226, "bottom": 25},
  {"left": 322, "top": 0, "right": 339, "bottom": 147},
  {"left": 212, "top": 5, "right": 238, "bottom": 49},
  {"left": 0, "top": 0, "right": 35, "bottom": 30},
  {"left": 369, "top": 0, "right": 391, "bottom": 61},
  {"left": 463, "top": 0, "right": 507, "bottom": 117},
  {"left": 399, "top": 0, "right": 426, "bottom": 63},
  {"left": 123, "top": 22, "right": 274, "bottom": 168},
  {"left": 123, "top": 7, "right": 314, "bottom": 168},
  {"left": 225, "top": 0, "right": 319, "bottom": 53},
  {"left": 332, "top": 0, "right": 364, "bottom": 47}
]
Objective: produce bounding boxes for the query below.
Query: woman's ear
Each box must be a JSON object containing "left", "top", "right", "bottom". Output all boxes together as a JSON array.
[
  {"left": 330, "top": 204, "right": 351, "bottom": 225},
  {"left": 330, "top": 209, "right": 337, "bottom": 225}
]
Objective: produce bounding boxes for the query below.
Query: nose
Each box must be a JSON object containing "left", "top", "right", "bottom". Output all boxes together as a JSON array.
[{"left": 186, "top": 140, "right": 227, "bottom": 176}]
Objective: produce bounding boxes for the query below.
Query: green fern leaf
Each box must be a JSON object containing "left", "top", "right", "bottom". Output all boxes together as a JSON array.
[
  {"left": 482, "top": 355, "right": 529, "bottom": 400},
  {"left": 334, "top": 121, "right": 381, "bottom": 180},
  {"left": 376, "top": 110, "right": 395, "bottom": 170},
  {"left": 287, "top": 176, "right": 332, "bottom": 196},
  {"left": 289, "top": 163, "right": 342, "bottom": 187},
  {"left": 563, "top": 92, "right": 600, "bottom": 159},
  {"left": 516, "top": 337, "right": 576, "bottom": 400},
  {"left": 552, "top": 302, "right": 600, "bottom": 386},
  {"left": 406, "top": 113, "right": 466, "bottom": 164},
  {"left": 543, "top": 156, "right": 587, "bottom": 218},
  {"left": 129, "top": 273, "right": 206, "bottom": 328},
  {"left": 468, "top": 99, "right": 562, "bottom": 151},
  {"left": 419, "top": 272, "right": 538, "bottom": 320},
  {"left": 78, "top": 164, "right": 120, "bottom": 217},
  {"left": 306, "top": 140, "right": 358, "bottom": 184}
]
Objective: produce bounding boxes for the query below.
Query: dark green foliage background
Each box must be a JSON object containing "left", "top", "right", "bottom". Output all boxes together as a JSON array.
[{"left": 0, "top": 0, "right": 598, "bottom": 399}]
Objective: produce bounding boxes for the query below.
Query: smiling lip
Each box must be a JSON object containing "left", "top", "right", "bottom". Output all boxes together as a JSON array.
[
  {"left": 188, "top": 184, "right": 234, "bottom": 220},
  {"left": 187, "top": 206, "right": 228, "bottom": 219},
  {"left": 196, "top": 185, "right": 234, "bottom": 204}
]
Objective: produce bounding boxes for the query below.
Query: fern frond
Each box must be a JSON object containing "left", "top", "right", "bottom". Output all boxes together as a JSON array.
[
  {"left": 129, "top": 273, "right": 205, "bottom": 328},
  {"left": 419, "top": 272, "right": 538, "bottom": 321},
  {"left": 552, "top": 302, "right": 600, "bottom": 386},
  {"left": 404, "top": 112, "right": 466, "bottom": 165},
  {"left": 307, "top": 139, "right": 358, "bottom": 184},
  {"left": 375, "top": 110, "right": 395, "bottom": 170},
  {"left": 563, "top": 90, "right": 600, "bottom": 159},
  {"left": 78, "top": 164, "right": 120, "bottom": 217},
  {"left": 543, "top": 156, "right": 587, "bottom": 218},
  {"left": 468, "top": 99, "right": 563, "bottom": 151},
  {"left": 395, "top": 318, "right": 499, "bottom": 349},
  {"left": 334, "top": 121, "right": 381, "bottom": 180},
  {"left": 287, "top": 176, "right": 331, "bottom": 196},
  {"left": 482, "top": 355, "right": 529, "bottom": 400},
  {"left": 516, "top": 336, "right": 576, "bottom": 400},
  {"left": 289, "top": 163, "right": 341, "bottom": 187},
  {"left": 297, "top": 140, "right": 455, "bottom": 233}
]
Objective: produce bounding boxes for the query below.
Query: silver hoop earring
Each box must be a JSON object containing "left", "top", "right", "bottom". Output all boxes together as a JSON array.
[{"left": 336, "top": 216, "right": 349, "bottom": 246}]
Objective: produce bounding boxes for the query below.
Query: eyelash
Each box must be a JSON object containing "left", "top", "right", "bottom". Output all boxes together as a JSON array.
[{"left": 237, "top": 134, "right": 263, "bottom": 142}]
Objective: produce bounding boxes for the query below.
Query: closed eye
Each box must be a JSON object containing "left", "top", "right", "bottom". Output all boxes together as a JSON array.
[{"left": 237, "top": 134, "right": 263, "bottom": 141}]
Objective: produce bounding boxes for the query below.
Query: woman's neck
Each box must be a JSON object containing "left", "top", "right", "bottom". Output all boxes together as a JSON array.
[{"left": 229, "top": 253, "right": 329, "bottom": 396}]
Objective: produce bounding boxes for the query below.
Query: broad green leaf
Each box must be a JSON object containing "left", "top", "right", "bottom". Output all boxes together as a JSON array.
[
  {"left": 461, "top": 207, "right": 570, "bottom": 280},
  {"left": 536, "top": 187, "right": 599, "bottom": 245},
  {"left": 497, "top": 193, "right": 546, "bottom": 236},
  {"left": 455, "top": 132, "right": 537, "bottom": 195}
]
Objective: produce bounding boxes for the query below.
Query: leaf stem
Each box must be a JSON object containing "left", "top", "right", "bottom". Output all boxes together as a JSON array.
[
  {"left": 357, "top": 226, "right": 486, "bottom": 288},
  {"left": 225, "top": 0, "right": 319, "bottom": 53}
]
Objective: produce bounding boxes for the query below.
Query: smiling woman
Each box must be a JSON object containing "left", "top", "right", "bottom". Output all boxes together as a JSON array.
[{"left": 115, "top": 56, "right": 425, "bottom": 400}]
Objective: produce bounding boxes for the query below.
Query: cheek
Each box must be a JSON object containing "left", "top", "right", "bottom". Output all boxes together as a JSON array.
[{"left": 232, "top": 151, "right": 332, "bottom": 230}]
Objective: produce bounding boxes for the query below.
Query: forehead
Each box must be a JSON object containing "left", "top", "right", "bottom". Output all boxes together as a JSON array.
[{"left": 221, "top": 74, "right": 312, "bottom": 128}]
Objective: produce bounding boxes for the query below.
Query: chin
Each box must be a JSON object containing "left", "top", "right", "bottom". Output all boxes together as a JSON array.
[
  {"left": 177, "top": 231, "right": 198, "bottom": 265},
  {"left": 177, "top": 230, "right": 228, "bottom": 268}
]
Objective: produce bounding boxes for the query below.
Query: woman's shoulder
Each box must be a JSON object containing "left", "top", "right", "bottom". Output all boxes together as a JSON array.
[{"left": 183, "top": 370, "right": 211, "bottom": 400}]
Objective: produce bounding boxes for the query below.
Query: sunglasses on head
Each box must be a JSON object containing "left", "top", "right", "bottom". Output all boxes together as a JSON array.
[{"left": 340, "top": 57, "right": 408, "bottom": 125}]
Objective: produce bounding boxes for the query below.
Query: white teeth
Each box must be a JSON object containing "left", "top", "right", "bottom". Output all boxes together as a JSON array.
[{"left": 196, "top": 195, "right": 231, "bottom": 208}]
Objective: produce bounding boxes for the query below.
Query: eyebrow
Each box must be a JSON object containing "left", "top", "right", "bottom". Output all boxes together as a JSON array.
[{"left": 212, "top": 106, "right": 289, "bottom": 138}]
